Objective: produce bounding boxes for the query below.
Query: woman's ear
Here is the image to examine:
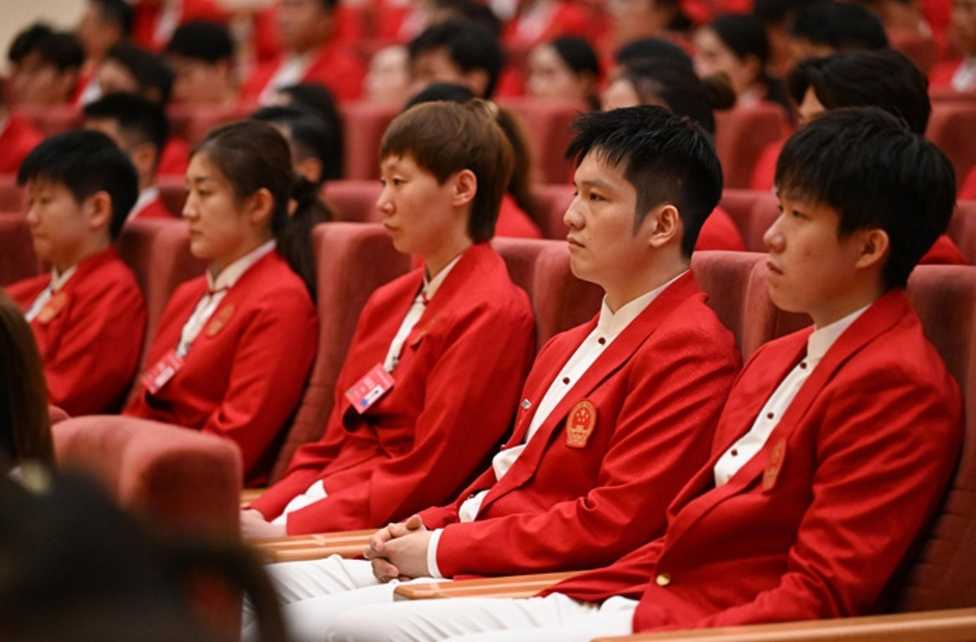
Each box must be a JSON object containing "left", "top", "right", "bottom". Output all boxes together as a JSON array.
[
  {"left": 245, "top": 188, "right": 276, "bottom": 227},
  {"left": 451, "top": 169, "right": 478, "bottom": 208}
]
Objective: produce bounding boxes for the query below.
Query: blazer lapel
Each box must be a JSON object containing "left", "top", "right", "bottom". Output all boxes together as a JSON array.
[
  {"left": 660, "top": 290, "right": 911, "bottom": 547},
  {"left": 482, "top": 273, "right": 703, "bottom": 503}
]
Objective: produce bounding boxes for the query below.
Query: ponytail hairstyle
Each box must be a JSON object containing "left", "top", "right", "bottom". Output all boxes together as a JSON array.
[
  {"left": 192, "top": 120, "right": 327, "bottom": 298},
  {"left": 0, "top": 291, "right": 53, "bottom": 472},
  {"left": 706, "top": 13, "right": 791, "bottom": 114}
]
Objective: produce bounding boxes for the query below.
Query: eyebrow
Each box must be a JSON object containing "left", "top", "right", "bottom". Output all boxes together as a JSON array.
[{"left": 575, "top": 177, "right": 616, "bottom": 191}]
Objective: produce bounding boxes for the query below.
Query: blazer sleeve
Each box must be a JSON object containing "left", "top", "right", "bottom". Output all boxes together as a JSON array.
[
  {"left": 200, "top": 291, "right": 318, "bottom": 476},
  {"left": 282, "top": 297, "right": 536, "bottom": 533},
  {"left": 44, "top": 275, "right": 146, "bottom": 415},
  {"left": 433, "top": 322, "right": 740, "bottom": 577},
  {"left": 642, "top": 363, "right": 963, "bottom": 630}
]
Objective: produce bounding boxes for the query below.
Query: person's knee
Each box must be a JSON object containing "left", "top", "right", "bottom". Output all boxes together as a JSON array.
[{"left": 325, "top": 605, "right": 402, "bottom": 642}]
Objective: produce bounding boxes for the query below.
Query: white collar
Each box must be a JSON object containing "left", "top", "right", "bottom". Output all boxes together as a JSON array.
[
  {"left": 128, "top": 186, "right": 161, "bottom": 221},
  {"left": 422, "top": 254, "right": 462, "bottom": 302},
  {"left": 807, "top": 303, "right": 870, "bottom": 363},
  {"left": 596, "top": 270, "right": 687, "bottom": 338},
  {"left": 206, "top": 239, "right": 277, "bottom": 292}
]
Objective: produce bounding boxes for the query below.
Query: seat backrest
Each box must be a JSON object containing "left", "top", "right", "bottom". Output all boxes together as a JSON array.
[
  {"left": 53, "top": 415, "right": 242, "bottom": 537},
  {"left": 157, "top": 176, "right": 187, "bottom": 215},
  {"left": 496, "top": 97, "right": 585, "bottom": 185},
  {"left": 926, "top": 102, "right": 976, "bottom": 183},
  {"left": 896, "top": 264, "right": 976, "bottom": 611},
  {"left": 949, "top": 201, "right": 976, "bottom": 265},
  {"left": 0, "top": 212, "right": 40, "bottom": 285},
  {"left": 18, "top": 105, "right": 82, "bottom": 137},
  {"left": 714, "top": 104, "right": 790, "bottom": 189},
  {"left": 270, "top": 222, "right": 411, "bottom": 481},
  {"left": 339, "top": 102, "right": 399, "bottom": 180},
  {"left": 322, "top": 179, "right": 383, "bottom": 222},
  {"left": 531, "top": 183, "right": 574, "bottom": 240},
  {"left": 116, "top": 217, "right": 207, "bottom": 363},
  {"left": 167, "top": 104, "right": 249, "bottom": 145},
  {"left": 0, "top": 176, "right": 26, "bottom": 212},
  {"left": 719, "top": 189, "right": 779, "bottom": 252}
]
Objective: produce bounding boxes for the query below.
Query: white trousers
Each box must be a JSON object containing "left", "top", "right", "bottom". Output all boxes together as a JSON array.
[
  {"left": 323, "top": 593, "right": 637, "bottom": 642},
  {"left": 243, "top": 555, "right": 437, "bottom": 642}
]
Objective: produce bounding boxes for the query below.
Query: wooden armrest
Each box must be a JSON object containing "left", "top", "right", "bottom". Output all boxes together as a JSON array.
[
  {"left": 240, "top": 488, "right": 265, "bottom": 506},
  {"left": 592, "top": 607, "right": 976, "bottom": 642},
  {"left": 249, "top": 530, "right": 374, "bottom": 563},
  {"left": 393, "top": 571, "right": 580, "bottom": 600}
]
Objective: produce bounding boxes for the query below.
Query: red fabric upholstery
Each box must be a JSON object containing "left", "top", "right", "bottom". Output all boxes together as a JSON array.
[
  {"left": 52, "top": 415, "right": 241, "bottom": 537},
  {"left": 323, "top": 180, "right": 383, "bottom": 222},
  {"left": 157, "top": 176, "right": 187, "bottom": 216},
  {"left": 896, "top": 265, "right": 976, "bottom": 611},
  {"left": 718, "top": 189, "right": 779, "bottom": 252},
  {"left": 714, "top": 105, "right": 790, "bottom": 190},
  {"left": 926, "top": 103, "right": 976, "bottom": 182},
  {"left": 0, "top": 212, "right": 39, "bottom": 285},
  {"left": 949, "top": 201, "right": 976, "bottom": 265},
  {"left": 496, "top": 97, "right": 586, "bottom": 185},
  {"left": 269, "top": 222, "right": 411, "bottom": 482},
  {"left": 532, "top": 183, "right": 574, "bottom": 240},
  {"left": 0, "top": 176, "right": 26, "bottom": 212},
  {"left": 167, "top": 104, "right": 250, "bottom": 146},
  {"left": 115, "top": 217, "right": 207, "bottom": 365},
  {"left": 339, "top": 102, "right": 399, "bottom": 180}
]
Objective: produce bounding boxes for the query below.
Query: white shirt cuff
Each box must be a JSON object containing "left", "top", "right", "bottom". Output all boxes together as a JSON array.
[{"left": 426, "top": 528, "right": 445, "bottom": 578}]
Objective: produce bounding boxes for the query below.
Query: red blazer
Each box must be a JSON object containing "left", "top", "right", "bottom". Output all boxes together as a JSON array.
[
  {"left": 922, "top": 235, "right": 967, "bottom": 265},
  {"left": 497, "top": 194, "right": 543, "bottom": 239},
  {"left": 250, "top": 243, "right": 536, "bottom": 533},
  {"left": 131, "top": 194, "right": 176, "bottom": 221},
  {"left": 125, "top": 250, "right": 317, "bottom": 486},
  {"left": 502, "top": 1, "right": 593, "bottom": 50},
  {"left": 131, "top": 0, "right": 229, "bottom": 51},
  {"left": 696, "top": 206, "right": 747, "bottom": 252},
  {"left": 549, "top": 289, "right": 963, "bottom": 631},
  {"left": 418, "top": 272, "right": 740, "bottom": 578},
  {"left": 5, "top": 248, "right": 146, "bottom": 416},
  {"left": 157, "top": 137, "right": 190, "bottom": 178},
  {"left": 241, "top": 41, "right": 366, "bottom": 104},
  {"left": 0, "top": 113, "right": 43, "bottom": 175}
]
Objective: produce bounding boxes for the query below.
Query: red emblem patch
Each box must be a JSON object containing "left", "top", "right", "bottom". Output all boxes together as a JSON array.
[
  {"left": 762, "top": 439, "right": 787, "bottom": 491},
  {"left": 205, "top": 304, "right": 235, "bottom": 337},
  {"left": 36, "top": 292, "right": 67, "bottom": 324},
  {"left": 566, "top": 400, "right": 597, "bottom": 448}
]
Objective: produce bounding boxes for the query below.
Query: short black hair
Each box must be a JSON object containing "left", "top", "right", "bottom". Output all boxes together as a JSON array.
[
  {"left": 431, "top": 0, "right": 502, "bottom": 35},
  {"left": 751, "top": 0, "right": 820, "bottom": 24},
  {"left": 566, "top": 105, "right": 724, "bottom": 258},
  {"left": 616, "top": 58, "right": 736, "bottom": 134},
  {"left": 17, "top": 130, "right": 138, "bottom": 241},
  {"left": 83, "top": 92, "right": 170, "bottom": 167},
  {"left": 251, "top": 104, "right": 341, "bottom": 184},
  {"left": 614, "top": 37, "right": 693, "bottom": 70},
  {"left": 404, "top": 82, "right": 476, "bottom": 109},
  {"left": 90, "top": 0, "right": 134, "bottom": 37},
  {"left": 775, "top": 106, "right": 955, "bottom": 289},
  {"left": 104, "top": 43, "right": 174, "bottom": 105},
  {"left": 788, "top": 48, "right": 930, "bottom": 134},
  {"left": 790, "top": 1, "right": 889, "bottom": 51},
  {"left": 408, "top": 19, "right": 504, "bottom": 98},
  {"left": 8, "top": 24, "right": 84, "bottom": 72},
  {"left": 550, "top": 36, "right": 600, "bottom": 78},
  {"left": 165, "top": 20, "right": 234, "bottom": 63}
]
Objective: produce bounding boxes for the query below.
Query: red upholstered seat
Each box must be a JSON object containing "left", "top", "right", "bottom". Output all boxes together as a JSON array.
[
  {"left": 322, "top": 179, "right": 383, "bottom": 222},
  {"left": 269, "top": 222, "right": 411, "bottom": 482},
  {"left": 531, "top": 183, "right": 574, "bottom": 240},
  {"left": 167, "top": 104, "right": 250, "bottom": 146},
  {"left": 718, "top": 189, "right": 779, "bottom": 252},
  {"left": 949, "top": 201, "right": 976, "bottom": 265},
  {"left": 339, "top": 102, "right": 398, "bottom": 180},
  {"left": 926, "top": 102, "right": 976, "bottom": 183},
  {"left": 496, "top": 97, "right": 586, "bottom": 185},
  {"left": 714, "top": 104, "right": 790, "bottom": 190},
  {"left": 17, "top": 105, "right": 82, "bottom": 137},
  {"left": 52, "top": 415, "right": 241, "bottom": 536},
  {"left": 0, "top": 176, "right": 26, "bottom": 212},
  {"left": 0, "top": 212, "right": 40, "bottom": 285}
]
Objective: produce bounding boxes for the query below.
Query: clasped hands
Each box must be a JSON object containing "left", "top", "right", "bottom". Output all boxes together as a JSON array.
[{"left": 363, "top": 514, "right": 432, "bottom": 582}]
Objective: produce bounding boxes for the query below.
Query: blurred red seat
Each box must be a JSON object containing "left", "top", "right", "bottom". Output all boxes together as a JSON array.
[{"left": 714, "top": 104, "right": 790, "bottom": 190}]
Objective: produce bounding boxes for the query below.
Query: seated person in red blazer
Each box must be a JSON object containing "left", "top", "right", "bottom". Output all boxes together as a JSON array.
[
  {"left": 83, "top": 92, "right": 175, "bottom": 223},
  {"left": 241, "top": 0, "right": 365, "bottom": 104},
  {"left": 0, "top": 96, "right": 43, "bottom": 176},
  {"left": 5, "top": 130, "right": 146, "bottom": 417},
  {"left": 601, "top": 58, "right": 747, "bottom": 252},
  {"left": 240, "top": 100, "right": 536, "bottom": 536},
  {"left": 242, "top": 105, "right": 742, "bottom": 642},
  {"left": 323, "top": 107, "right": 965, "bottom": 642},
  {"left": 757, "top": 49, "right": 968, "bottom": 265},
  {"left": 124, "top": 121, "right": 319, "bottom": 487}
]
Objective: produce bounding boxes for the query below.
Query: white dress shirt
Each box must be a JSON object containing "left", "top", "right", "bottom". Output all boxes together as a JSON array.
[
  {"left": 426, "top": 271, "right": 687, "bottom": 577},
  {"left": 713, "top": 304, "right": 868, "bottom": 487},
  {"left": 24, "top": 265, "right": 79, "bottom": 322},
  {"left": 176, "top": 240, "right": 276, "bottom": 357}
]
